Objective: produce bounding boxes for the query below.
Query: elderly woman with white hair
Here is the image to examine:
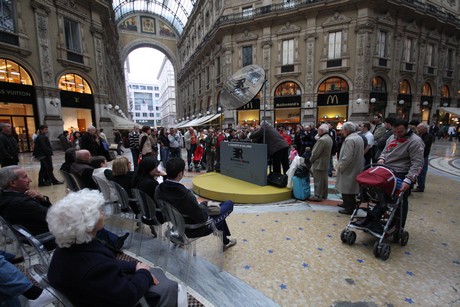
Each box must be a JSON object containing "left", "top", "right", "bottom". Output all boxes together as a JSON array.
[{"left": 46, "top": 189, "right": 179, "bottom": 306}]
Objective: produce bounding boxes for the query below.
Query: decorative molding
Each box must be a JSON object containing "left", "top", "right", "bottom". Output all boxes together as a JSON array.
[
  {"left": 322, "top": 12, "right": 351, "bottom": 27},
  {"left": 30, "top": 0, "right": 51, "bottom": 14},
  {"left": 35, "top": 14, "right": 54, "bottom": 86},
  {"left": 378, "top": 12, "right": 394, "bottom": 25},
  {"left": 236, "top": 30, "right": 258, "bottom": 43},
  {"left": 276, "top": 22, "right": 301, "bottom": 35},
  {"left": 95, "top": 37, "right": 107, "bottom": 95}
]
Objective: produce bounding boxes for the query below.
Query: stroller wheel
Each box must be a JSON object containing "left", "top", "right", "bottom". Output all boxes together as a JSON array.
[
  {"left": 399, "top": 231, "right": 409, "bottom": 246},
  {"left": 373, "top": 241, "right": 380, "bottom": 257},
  {"left": 380, "top": 243, "right": 391, "bottom": 260},
  {"left": 340, "top": 229, "right": 348, "bottom": 243},
  {"left": 346, "top": 231, "right": 356, "bottom": 245}
]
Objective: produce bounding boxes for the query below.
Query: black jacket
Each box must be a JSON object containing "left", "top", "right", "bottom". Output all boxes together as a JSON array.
[
  {"left": 47, "top": 240, "right": 153, "bottom": 307},
  {"left": 33, "top": 133, "right": 53, "bottom": 158},
  {"left": 0, "top": 131, "right": 19, "bottom": 165},
  {"left": 156, "top": 180, "right": 209, "bottom": 238},
  {"left": 80, "top": 133, "right": 99, "bottom": 156},
  {"left": 250, "top": 124, "right": 289, "bottom": 156}
]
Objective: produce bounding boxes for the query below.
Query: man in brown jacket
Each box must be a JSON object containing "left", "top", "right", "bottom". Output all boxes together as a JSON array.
[{"left": 308, "top": 123, "right": 333, "bottom": 201}]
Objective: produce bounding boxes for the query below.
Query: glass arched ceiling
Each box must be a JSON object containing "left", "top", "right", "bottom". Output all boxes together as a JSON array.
[{"left": 112, "top": 0, "right": 196, "bottom": 35}]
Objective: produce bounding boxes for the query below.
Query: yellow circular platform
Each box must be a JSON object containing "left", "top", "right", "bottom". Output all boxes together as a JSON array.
[{"left": 192, "top": 172, "right": 292, "bottom": 204}]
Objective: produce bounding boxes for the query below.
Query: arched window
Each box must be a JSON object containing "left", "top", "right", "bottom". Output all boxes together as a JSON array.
[
  {"left": 371, "top": 76, "right": 386, "bottom": 92},
  {"left": 0, "top": 59, "right": 33, "bottom": 85},
  {"left": 441, "top": 85, "right": 450, "bottom": 98},
  {"left": 274, "top": 81, "right": 301, "bottom": 96},
  {"left": 58, "top": 73, "right": 92, "bottom": 94},
  {"left": 399, "top": 80, "right": 411, "bottom": 94},
  {"left": 422, "top": 83, "right": 432, "bottom": 96},
  {"left": 318, "top": 77, "right": 348, "bottom": 93}
]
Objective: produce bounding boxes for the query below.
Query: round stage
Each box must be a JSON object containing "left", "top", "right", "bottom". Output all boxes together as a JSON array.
[{"left": 192, "top": 172, "right": 292, "bottom": 204}]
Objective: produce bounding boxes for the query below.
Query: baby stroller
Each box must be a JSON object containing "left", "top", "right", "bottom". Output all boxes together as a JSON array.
[
  {"left": 340, "top": 164, "right": 409, "bottom": 260},
  {"left": 189, "top": 144, "right": 205, "bottom": 172}
]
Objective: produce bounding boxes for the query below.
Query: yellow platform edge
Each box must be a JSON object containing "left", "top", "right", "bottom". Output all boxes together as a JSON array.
[{"left": 192, "top": 172, "right": 292, "bottom": 204}]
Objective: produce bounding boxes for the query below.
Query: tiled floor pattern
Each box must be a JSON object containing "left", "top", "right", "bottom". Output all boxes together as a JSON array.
[{"left": 21, "top": 142, "right": 460, "bottom": 306}]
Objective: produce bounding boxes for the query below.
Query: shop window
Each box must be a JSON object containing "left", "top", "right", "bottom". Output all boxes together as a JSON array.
[
  {"left": 441, "top": 85, "right": 450, "bottom": 98},
  {"left": 58, "top": 73, "right": 92, "bottom": 94},
  {"left": 318, "top": 77, "right": 348, "bottom": 93},
  {"left": 0, "top": 59, "right": 33, "bottom": 85},
  {"left": 399, "top": 80, "right": 411, "bottom": 94},
  {"left": 422, "top": 83, "right": 432, "bottom": 96},
  {"left": 371, "top": 77, "right": 386, "bottom": 92},
  {"left": 275, "top": 81, "right": 300, "bottom": 96}
]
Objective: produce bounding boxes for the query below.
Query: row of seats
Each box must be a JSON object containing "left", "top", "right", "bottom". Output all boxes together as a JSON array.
[{"left": 60, "top": 169, "right": 224, "bottom": 286}]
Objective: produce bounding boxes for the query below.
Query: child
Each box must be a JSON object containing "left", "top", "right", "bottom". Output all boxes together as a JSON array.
[{"left": 289, "top": 145, "right": 298, "bottom": 164}]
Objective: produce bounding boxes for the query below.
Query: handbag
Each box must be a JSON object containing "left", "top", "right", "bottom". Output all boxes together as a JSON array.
[
  {"left": 109, "top": 143, "right": 118, "bottom": 150},
  {"left": 267, "top": 172, "right": 288, "bottom": 188}
]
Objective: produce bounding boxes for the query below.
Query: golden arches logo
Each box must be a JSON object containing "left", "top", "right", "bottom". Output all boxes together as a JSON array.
[{"left": 326, "top": 95, "right": 339, "bottom": 105}]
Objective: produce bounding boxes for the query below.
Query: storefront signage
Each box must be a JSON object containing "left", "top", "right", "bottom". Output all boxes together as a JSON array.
[
  {"left": 0, "top": 82, "right": 36, "bottom": 104},
  {"left": 274, "top": 95, "right": 301, "bottom": 108},
  {"left": 221, "top": 142, "right": 267, "bottom": 186},
  {"left": 60, "top": 91, "right": 94, "bottom": 109},
  {"left": 237, "top": 98, "right": 260, "bottom": 110},
  {"left": 317, "top": 93, "right": 349, "bottom": 106}
]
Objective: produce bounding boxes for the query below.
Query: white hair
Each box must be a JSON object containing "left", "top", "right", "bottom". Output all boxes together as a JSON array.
[
  {"left": 342, "top": 122, "right": 356, "bottom": 133},
  {"left": 318, "top": 123, "right": 329, "bottom": 133},
  {"left": 46, "top": 189, "right": 104, "bottom": 248}
]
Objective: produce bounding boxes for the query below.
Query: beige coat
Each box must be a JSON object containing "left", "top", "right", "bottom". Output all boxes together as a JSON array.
[
  {"left": 310, "top": 133, "right": 333, "bottom": 171},
  {"left": 336, "top": 132, "right": 364, "bottom": 194}
]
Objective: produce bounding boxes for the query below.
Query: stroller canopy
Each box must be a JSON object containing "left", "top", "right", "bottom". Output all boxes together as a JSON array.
[{"left": 356, "top": 166, "right": 399, "bottom": 198}]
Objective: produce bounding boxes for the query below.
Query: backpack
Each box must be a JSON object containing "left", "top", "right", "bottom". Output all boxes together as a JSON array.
[{"left": 292, "top": 176, "right": 310, "bottom": 200}]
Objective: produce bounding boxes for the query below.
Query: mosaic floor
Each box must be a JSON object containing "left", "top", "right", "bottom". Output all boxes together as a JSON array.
[{"left": 23, "top": 140, "right": 460, "bottom": 306}]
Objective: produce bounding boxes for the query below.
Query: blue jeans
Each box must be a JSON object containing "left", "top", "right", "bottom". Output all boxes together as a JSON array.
[
  {"left": 416, "top": 157, "right": 429, "bottom": 190},
  {"left": 160, "top": 147, "right": 169, "bottom": 165}
]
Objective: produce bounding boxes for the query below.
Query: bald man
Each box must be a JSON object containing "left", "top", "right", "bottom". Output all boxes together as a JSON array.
[{"left": 70, "top": 149, "right": 97, "bottom": 189}]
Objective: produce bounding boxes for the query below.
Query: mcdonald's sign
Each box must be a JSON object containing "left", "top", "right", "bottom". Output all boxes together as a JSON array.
[{"left": 317, "top": 93, "right": 349, "bottom": 106}]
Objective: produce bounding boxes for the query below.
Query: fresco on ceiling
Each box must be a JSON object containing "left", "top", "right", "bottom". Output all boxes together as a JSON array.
[
  {"left": 159, "top": 20, "right": 176, "bottom": 38},
  {"left": 119, "top": 16, "right": 138, "bottom": 31}
]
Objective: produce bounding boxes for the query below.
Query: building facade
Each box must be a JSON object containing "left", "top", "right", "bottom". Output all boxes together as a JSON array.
[
  {"left": 157, "top": 57, "right": 177, "bottom": 127},
  {"left": 0, "top": 0, "right": 125, "bottom": 151},
  {"left": 126, "top": 81, "right": 161, "bottom": 127},
  {"left": 176, "top": 0, "right": 460, "bottom": 129}
]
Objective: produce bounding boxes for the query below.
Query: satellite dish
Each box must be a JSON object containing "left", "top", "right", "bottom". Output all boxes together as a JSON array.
[{"left": 220, "top": 64, "right": 265, "bottom": 110}]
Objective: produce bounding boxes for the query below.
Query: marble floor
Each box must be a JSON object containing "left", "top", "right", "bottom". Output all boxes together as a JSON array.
[{"left": 20, "top": 140, "right": 460, "bottom": 306}]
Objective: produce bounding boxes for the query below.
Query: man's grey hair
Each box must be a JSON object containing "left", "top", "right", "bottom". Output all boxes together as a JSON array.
[
  {"left": 342, "top": 122, "right": 356, "bottom": 133},
  {"left": 318, "top": 123, "right": 329, "bottom": 133},
  {"left": 46, "top": 189, "right": 105, "bottom": 248},
  {"left": 0, "top": 122, "right": 11, "bottom": 128},
  {"left": 0, "top": 166, "right": 22, "bottom": 189}
]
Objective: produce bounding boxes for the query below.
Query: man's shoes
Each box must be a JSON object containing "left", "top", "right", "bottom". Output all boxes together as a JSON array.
[
  {"left": 308, "top": 196, "right": 322, "bottom": 202},
  {"left": 412, "top": 188, "right": 424, "bottom": 192},
  {"left": 338, "top": 209, "right": 353, "bottom": 215},
  {"left": 115, "top": 232, "right": 130, "bottom": 250},
  {"left": 52, "top": 181, "right": 64, "bottom": 185},
  {"left": 337, "top": 203, "right": 346, "bottom": 208},
  {"left": 224, "top": 239, "right": 237, "bottom": 251},
  {"left": 38, "top": 182, "right": 51, "bottom": 187}
]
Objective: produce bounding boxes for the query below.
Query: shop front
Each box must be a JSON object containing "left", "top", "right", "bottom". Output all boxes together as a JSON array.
[
  {"left": 237, "top": 96, "right": 260, "bottom": 128},
  {"left": 369, "top": 76, "right": 388, "bottom": 117},
  {"left": 59, "top": 73, "right": 95, "bottom": 132},
  {"left": 396, "top": 80, "right": 412, "bottom": 119},
  {"left": 316, "top": 92, "right": 348, "bottom": 128},
  {"left": 273, "top": 81, "right": 301, "bottom": 128},
  {"left": 0, "top": 58, "right": 37, "bottom": 152}
]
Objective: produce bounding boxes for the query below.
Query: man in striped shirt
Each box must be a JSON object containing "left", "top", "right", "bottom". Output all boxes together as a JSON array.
[{"left": 128, "top": 126, "right": 140, "bottom": 170}]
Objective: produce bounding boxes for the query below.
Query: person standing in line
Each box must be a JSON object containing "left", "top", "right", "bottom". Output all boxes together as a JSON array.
[
  {"left": 139, "top": 126, "right": 153, "bottom": 159},
  {"left": 0, "top": 122, "right": 19, "bottom": 167},
  {"left": 98, "top": 128, "right": 108, "bottom": 143},
  {"left": 149, "top": 127, "right": 159, "bottom": 160},
  {"left": 335, "top": 122, "right": 364, "bottom": 214},
  {"left": 184, "top": 127, "right": 197, "bottom": 171},
  {"left": 57, "top": 130, "right": 70, "bottom": 152},
  {"left": 412, "top": 123, "right": 433, "bottom": 192},
  {"left": 158, "top": 127, "right": 170, "bottom": 166},
  {"left": 308, "top": 123, "right": 333, "bottom": 202},
  {"left": 168, "top": 128, "right": 182, "bottom": 159},
  {"left": 79, "top": 126, "right": 100, "bottom": 156},
  {"left": 204, "top": 128, "right": 218, "bottom": 172},
  {"left": 373, "top": 117, "right": 395, "bottom": 162},
  {"left": 448, "top": 124, "right": 456, "bottom": 141},
  {"left": 113, "top": 129, "right": 123, "bottom": 155},
  {"left": 33, "top": 125, "right": 63, "bottom": 186},
  {"left": 371, "top": 115, "right": 386, "bottom": 163},
  {"left": 128, "top": 126, "right": 140, "bottom": 170},
  {"left": 327, "top": 123, "right": 337, "bottom": 177},
  {"left": 360, "top": 123, "right": 374, "bottom": 167}
]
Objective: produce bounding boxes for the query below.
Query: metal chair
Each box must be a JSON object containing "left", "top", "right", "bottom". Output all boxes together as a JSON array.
[
  {"left": 110, "top": 181, "right": 138, "bottom": 249},
  {"left": 160, "top": 201, "right": 223, "bottom": 286},
  {"left": 92, "top": 175, "right": 119, "bottom": 218},
  {"left": 59, "top": 170, "right": 82, "bottom": 192},
  {"left": 12, "top": 224, "right": 54, "bottom": 268},
  {"left": 131, "top": 189, "right": 165, "bottom": 254},
  {"left": 0, "top": 216, "right": 29, "bottom": 265}
]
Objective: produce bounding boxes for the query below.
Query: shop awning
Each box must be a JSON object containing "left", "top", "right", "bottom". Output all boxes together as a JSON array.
[
  {"left": 109, "top": 114, "right": 140, "bottom": 130},
  {"left": 440, "top": 107, "right": 460, "bottom": 117},
  {"left": 196, "top": 113, "right": 221, "bottom": 126},
  {"left": 175, "top": 119, "right": 193, "bottom": 129}
]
